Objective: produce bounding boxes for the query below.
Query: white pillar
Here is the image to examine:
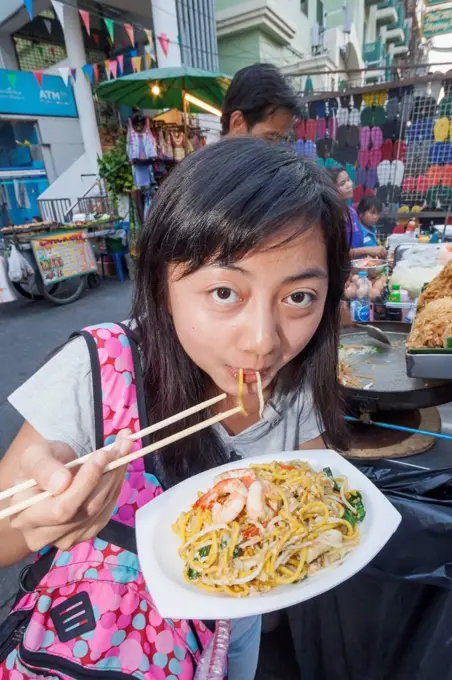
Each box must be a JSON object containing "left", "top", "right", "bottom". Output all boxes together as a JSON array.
[
  {"left": 150, "top": 0, "right": 182, "bottom": 67},
  {"left": 61, "top": 2, "right": 101, "bottom": 166},
  {"left": 0, "top": 34, "right": 19, "bottom": 69}
]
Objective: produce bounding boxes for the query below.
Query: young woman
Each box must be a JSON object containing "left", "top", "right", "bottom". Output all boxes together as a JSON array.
[
  {"left": 357, "top": 196, "right": 386, "bottom": 256},
  {"left": 0, "top": 137, "right": 349, "bottom": 679},
  {"left": 328, "top": 167, "right": 386, "bottom": 260}
]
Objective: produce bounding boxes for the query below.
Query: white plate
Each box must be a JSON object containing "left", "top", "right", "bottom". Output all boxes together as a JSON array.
[{"left": 136, "top": 450, "right": 401, "bottom": 620}]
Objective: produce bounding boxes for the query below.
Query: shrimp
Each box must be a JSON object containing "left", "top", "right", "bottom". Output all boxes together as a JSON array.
[
  {"left": 214, "top": 468, "right": 257, "bottom": 489},
  {"left": 195, "top": 479, "right": 248, "bottom": 524},
  {"left": 246, "top": 481, "right": 277, "bottom": 522}
]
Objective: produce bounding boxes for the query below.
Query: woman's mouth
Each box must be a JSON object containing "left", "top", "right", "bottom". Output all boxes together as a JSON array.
[{"left": 226, "top": 366, "right": 269, "bottom": 384}]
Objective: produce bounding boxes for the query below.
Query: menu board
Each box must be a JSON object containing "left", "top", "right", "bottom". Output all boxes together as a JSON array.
[{"left": 31, "top": 231, "right": 97, "bottom": 285}]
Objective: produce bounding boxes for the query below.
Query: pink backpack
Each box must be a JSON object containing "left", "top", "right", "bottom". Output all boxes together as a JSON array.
[{"left": 0, "top": 322, "right": 213, "bottom": 679}]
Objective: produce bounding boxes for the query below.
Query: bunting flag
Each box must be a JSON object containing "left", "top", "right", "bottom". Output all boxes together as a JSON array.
[
  {"left": 93, "top": 64, "right": 99, "bottom": 83},
  {"left": 104, "top": 18, "right": 114, "bottom": 43},
  {"left": 125, "top": 23, "right": 134, "bottom": 45},
  {"left": 93, "top": 33, "right": 100, "bottom": 45},
  {"left": 104, "top": 60, "right": 111, "bottom": 80},
  {"left": 145, "top": 44, "right": 155, "bottom": 67},
  {"left": 144, "top": 28, "right": 153, "bottom": 46},
  {"left": 117, "top": 54, "right": 124, "bottom": 74},
  {"left": 71, "top": 68, "right": 77, "bottom": 82},
  {"left": 131, "top": 56, "right": 142, "bottom": 73},
  {"left": 83, "top": 63, "right": 94, "bottom": 83},
  {"left": 33, "top": 71, "right": 43, "bottom": 87},
  {"left": 110, "top": 59, "right": 118, "bottom": 79},
  {"left": 24, "top": 0, "right": 33, "bottom": 20},
  {"left": 59, "top": 66, "right": 70, "bottom": 86},
  {"left": 177, "top": 34, "right": 181, "bottom": 46},
  {"left": 44, "top": 18, "right": 52, "bottom": 34},
  {"left": 158, "top": 33, "right": 169, "bottom": 57},
  {"left": 145, "top": 53, "right": 152, "bottom": 69},
  {"left": 130, "top": 49, "right": 138, "bottom": 58},
  {"left": 50, "top": 46, "right": 56, "bottom": 57},
  {"left": 7, "top": 72, "right": 17, "bottom": 88},
  {"left": 79, "top": 9, "right": 91, "bottom": 35},
  {"left": 51, "top": 0, "right": 65, "bottom": 29}
]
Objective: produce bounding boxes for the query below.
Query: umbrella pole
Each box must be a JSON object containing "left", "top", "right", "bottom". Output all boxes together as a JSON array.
[{"left": 182, "top": 88, "right": 189, "bottom": 154}]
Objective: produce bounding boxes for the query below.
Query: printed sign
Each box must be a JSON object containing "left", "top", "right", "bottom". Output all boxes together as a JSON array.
[
  {"left": 31, "top": 231, "right": 96, "bottom": 285},
  {"left": 422, "top": 6, "right": 452, "bottom": 37},
  {"left": 0, "top": 69, "right": 77, "bottom": 117}
]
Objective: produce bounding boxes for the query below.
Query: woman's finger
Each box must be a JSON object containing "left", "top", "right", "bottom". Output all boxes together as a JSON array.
[{"left": 18, "top": 441, "right": 76, "bottom": 496}]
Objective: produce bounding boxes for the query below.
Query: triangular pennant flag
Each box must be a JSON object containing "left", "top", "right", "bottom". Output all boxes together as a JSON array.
[
  {"left": 121, "top": 40, "right": 127, "bottom": 49},
  {"left": 50, "top": 46, "right": 56, "bottom": 57},
  {"left": 93, "top": 64, "right": 99, "bottom": 83},
  {"left": 110, "top": 59, "right": 118, "bottom": 79},
  {"left": 79, "top": 9, "right": 90, "bottom": 35},
  {"left": 131, "top": 56, "right": 142, "bottom": 73},
  {"left": 82, "top": 63, "right": 94, "bottom": 83},
  {"left": 104, "top": 18, "right": 114, "bottom": 43},
  {"left": 104, "top": 60, "right": 111, "bottom": 80},
  {"left": 24, "top": 0, "right": 33, "bottom": 20},
  {"left": 158, "top": 33, "right": 169, "bottom": 57},
  {"left": 124, "top": 23, "right": 134, "bottom": 45},
  {"left": 177, "top": 34, "right": 181, "bottom": 46},
  {"left": 144, "top": 28, "right": 153, "bottom": 46},
  {"left": 117, "top": 54, "right": 124, "bottom": 74},
  {"left": 51, "top": 0, "right": 65, "bottom": 29},
  {"left": 130, "top": 48, "right": 137, "bottom": 58},
  {"left": 59, "top": 66, "right": 70, "bottom": 86},
  {"left": 7, "top": 72, "right": 17, "bottom": 88},
  {"left": 71, "top": 68, "right": 77, "bottom": 82},
  {"left": 44, "top": 18, "right": 52, "bottom": 34},
  {"left": 33, "top": 71, "right": 43, "bottom": 87},
  {"left": 93, "top": 33, "right": 100, "bottom": 45},
  {"left": 145, "top": 53, "right": 152, "bottom": 69}
]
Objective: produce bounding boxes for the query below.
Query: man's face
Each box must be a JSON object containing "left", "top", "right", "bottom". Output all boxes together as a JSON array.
[{"left": 228, "top": 108, "right": 293, "bottom": 143}]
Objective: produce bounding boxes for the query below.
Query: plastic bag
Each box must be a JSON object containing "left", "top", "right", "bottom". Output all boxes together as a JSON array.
[
  {"left": 0, "top": 255, "right": 17, "bottom": 303},
  {"left": 286, "top": 460, "right": 452, "bottom": 680},
  {"left": 7, "top": 244, "right": 33, "bottom": 282}
]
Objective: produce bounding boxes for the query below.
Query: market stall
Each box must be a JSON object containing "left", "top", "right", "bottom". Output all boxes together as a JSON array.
[{"left": 0, "top": 214, "right": 125, "bottom": 305}]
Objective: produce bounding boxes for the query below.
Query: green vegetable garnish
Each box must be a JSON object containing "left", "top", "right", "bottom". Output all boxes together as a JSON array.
[
  {"left": 323, "top": 467, "right": 340, "bottom": 492},
  {"left": 220, "top": 538, "right": 228, "bottom": 550},
  {"left": 342, "top": 509, "right": 356, "bottom": 526},
  {"left": 197, "top": 545, "right": 211, "bottom": 559},
  {"left": 233, "top": 547, "right": 242, "bottom": 558},
  {"left": 187, "top": 567, "right": 200, "bottom": 580},
  {"left": 348, "top": 491, "right": 366, "bottom": 522}
]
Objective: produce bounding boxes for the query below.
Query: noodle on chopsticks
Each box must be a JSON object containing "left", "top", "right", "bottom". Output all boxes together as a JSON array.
[
  {"left": 173, "top": 460, "right": 365, "bottom": 597},
  {"left": 256, "top": 371, "right": 265, "bottom": 418}
]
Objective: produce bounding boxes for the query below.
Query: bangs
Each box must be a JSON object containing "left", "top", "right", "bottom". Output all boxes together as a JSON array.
[{"left": 148, "top": 137, "right": 345, "bottom": 275}]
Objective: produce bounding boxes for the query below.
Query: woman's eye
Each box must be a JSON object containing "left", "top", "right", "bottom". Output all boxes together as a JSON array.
[
  {"left": 211, "top": 287, "right": 240, "bottom": 304},
  {"left": 284, "top": 291, "right": 314, "bottom": 308}
]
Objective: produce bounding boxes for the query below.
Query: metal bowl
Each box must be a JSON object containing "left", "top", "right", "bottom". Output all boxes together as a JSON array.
[{"left": 351, "top": 258, "right": 386, "bottom": 279}]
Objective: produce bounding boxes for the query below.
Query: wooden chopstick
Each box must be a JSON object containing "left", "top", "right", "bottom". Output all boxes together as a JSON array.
[
  {"left": 0, "top": 404, "right": 242, "bottom": 521},
  {"left": 0, "top": 393, "right": 227, "bottom": 503}
]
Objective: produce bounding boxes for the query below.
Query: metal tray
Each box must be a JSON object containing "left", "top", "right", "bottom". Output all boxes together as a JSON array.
[{"left": 340, "top": 322, "right": 452, "bottom": 412}]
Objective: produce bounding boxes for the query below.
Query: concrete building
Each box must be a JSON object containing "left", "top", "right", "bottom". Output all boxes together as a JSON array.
[
  {"left": 214, "top": 0, "right": 417, "bottom": 90},
  {"left": 0, "top": 0, "right": 218, "bottom": 225}
]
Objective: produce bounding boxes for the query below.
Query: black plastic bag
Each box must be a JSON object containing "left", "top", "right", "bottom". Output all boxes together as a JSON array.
[{"left": 286, "top": 460, "right": 452, "bottom": 680}]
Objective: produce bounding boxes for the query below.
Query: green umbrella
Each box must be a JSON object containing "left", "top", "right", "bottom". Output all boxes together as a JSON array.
[{"left": 96, "top": 65, "right": 231, "bottom": 115}]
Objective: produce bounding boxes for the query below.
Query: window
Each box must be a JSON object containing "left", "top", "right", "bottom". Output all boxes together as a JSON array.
[
  {"left": 300, "top": 0, "right": 308, "bottom": 16},
  {"left": 317, "top": 0, "right": 324, "bottom": 26}
]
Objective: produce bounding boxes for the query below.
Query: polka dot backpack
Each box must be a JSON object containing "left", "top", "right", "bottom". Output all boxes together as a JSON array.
[{"left": 0, "top": 322, "right": 213, "bottom": 679}]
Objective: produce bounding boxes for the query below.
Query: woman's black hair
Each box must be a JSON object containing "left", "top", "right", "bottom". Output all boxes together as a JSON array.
[
  {"left": 221, "top": 63, "right": 300, "bottom": 136},
  {"left": 327, "top": 166, "right": 347, "bottom": 185},
  {"left": 132, "top": 137, "right": 349, "bottom": 488},
  {"left": 357, "top": 196, "right": 383, "bottom": 215}
]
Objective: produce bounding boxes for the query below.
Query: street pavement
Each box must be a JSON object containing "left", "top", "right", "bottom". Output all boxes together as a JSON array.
[{"left": 0, "top": 278, "right": 299, "bottom": 678}]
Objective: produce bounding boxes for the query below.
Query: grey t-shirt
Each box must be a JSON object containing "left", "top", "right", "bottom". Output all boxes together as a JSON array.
[{"left": 9, "top": 336, "right": 323, "bottom": 459}]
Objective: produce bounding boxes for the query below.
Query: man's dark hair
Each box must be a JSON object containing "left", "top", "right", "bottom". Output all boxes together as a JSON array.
[
  {"left": 357, "top": 197, "right": 383, "bottom": 215},
  {"left": 221, "top": 63, "right": 300, "bottom": 135}
]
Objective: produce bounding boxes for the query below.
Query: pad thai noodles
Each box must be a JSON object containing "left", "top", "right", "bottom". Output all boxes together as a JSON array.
[{"left": 173, "top": 460, "right": 365, "bottom": 597}]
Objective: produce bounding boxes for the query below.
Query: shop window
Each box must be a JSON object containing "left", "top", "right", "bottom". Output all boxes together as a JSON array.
[
  {"left": 13, "top": 36, "right": 67, "bottom": 72},
  {"left": 300, "top": 0, "right": 308, "bottom": 16}
]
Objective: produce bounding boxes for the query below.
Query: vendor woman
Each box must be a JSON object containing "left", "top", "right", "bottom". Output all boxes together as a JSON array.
[{"left": 328, "top": 168, "right": 386, "bottom": 260}]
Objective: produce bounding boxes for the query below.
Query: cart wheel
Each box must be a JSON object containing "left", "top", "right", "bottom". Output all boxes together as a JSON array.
[
  {"left": 12, "top": 281, "right": 58, "bottom": 301},
  {"left": 87, "top": 273, "right": 101, "bottom": 289},
  {"left": 38, "top": 275, "right": 87, "bottom": 305}
]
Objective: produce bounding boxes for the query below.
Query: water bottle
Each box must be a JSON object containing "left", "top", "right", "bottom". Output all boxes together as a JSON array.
[{"left": 350, "top": 272, "right": 371, "bottom": 323}]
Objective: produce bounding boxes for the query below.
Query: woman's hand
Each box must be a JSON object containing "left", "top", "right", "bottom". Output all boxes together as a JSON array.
[
  {"left": 367, "top": 245, "right": 387, "bottom": 259},
  {"left": 7, "top": 430, "right": 132, "bottom": 554}
]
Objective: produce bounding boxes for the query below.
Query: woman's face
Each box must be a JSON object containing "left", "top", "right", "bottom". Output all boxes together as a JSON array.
[
  {"left": 360, "top": 209, "right": 380, "bottom": 227},
  {"left": 336, "top": 172, "right": 353, "bottom": 201},
  {"left": 168, "top": 227, "right": 328, "bottom": 400}
]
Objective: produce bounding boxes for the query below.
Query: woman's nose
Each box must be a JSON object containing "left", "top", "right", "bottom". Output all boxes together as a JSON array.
[{"left": 237, "top": 303, "right": 281, "bottom": 357}]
